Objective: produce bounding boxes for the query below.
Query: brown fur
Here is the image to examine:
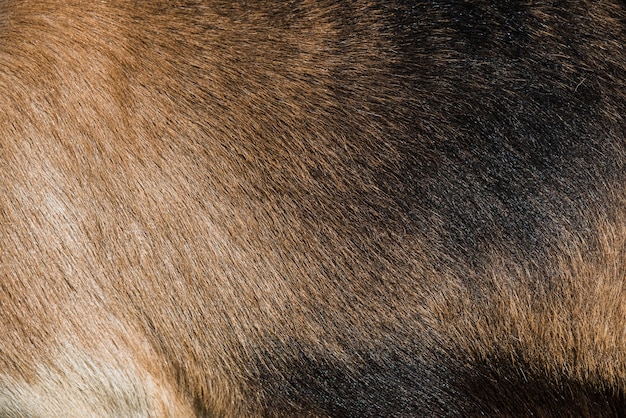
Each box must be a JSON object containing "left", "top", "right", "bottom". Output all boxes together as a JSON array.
[{"left": 1, "top": 0, "right": 626, "bottom": 416}]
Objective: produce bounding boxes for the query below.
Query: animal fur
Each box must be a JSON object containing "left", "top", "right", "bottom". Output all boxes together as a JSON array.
[{"left": 1, "top": 0, "right": 626, "bottom": 416}]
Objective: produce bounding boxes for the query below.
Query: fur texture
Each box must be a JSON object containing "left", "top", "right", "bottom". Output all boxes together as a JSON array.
[{"left": 1, "top": 0, "right": 626, "bottom": 416}]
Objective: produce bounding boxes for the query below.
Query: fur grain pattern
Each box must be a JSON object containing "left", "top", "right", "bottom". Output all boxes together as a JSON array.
[{"left": 1, "top": 0, "right": 626, "bottom": 416}]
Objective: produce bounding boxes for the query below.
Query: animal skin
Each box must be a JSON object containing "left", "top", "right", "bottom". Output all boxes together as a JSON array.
[{"left": 1, "top": 0, "right": 626, "bottom": 416}]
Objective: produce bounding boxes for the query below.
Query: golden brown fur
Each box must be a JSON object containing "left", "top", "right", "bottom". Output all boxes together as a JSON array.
[{"left": 1, "top": 0, "right": 626, "bottom": 416}]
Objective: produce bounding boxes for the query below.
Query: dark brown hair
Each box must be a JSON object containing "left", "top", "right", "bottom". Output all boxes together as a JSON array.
[{"left": 1, "top": 1, "right": 625, "bottom": 416}]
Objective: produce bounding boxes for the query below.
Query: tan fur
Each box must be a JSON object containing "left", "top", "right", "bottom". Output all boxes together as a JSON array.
[{"left": 2, "top": 0, "right": 626, "bottom": 416}]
